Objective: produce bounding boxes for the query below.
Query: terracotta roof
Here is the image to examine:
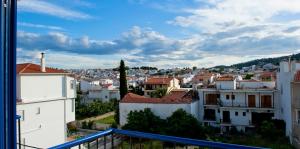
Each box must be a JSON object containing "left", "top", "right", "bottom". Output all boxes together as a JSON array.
[
  {"left": 238, "top": 79, "right": 259, "bottom": 82},
  {"left": 17, "top": 63, "right": 66, "bottom": 74},
  {"left": 216, "top": 76, "right": 234, "bottom": 81},
  {"left": 121, "top": 90, "right": 194, "bottom": 104},
  {"left": 145, "top": 77, "right": 173, "bottom": 85},
  {"left": 259, "top": 72, "right": 276, "bottom": 79},
  {"left": 295, "top": 71, "right": 300, "bottom": 82}
]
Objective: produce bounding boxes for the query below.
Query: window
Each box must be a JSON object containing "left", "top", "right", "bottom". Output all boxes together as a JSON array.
[
  {"left": 205, "top": 94, "right": 218, "bottom": 105},
  {"left": 231, "top": 94, "right": 235, "bottom": 100},
  {"left": 261, "top": 95, "right": 272, "bottom": 108},
  {"left": 243, "top": 112, "right": 246, "bottom": 116},
  {"left": 235, "top": 111, "right": 238, "bottom": 116},
  {"left": 36, "top": 107, "right": 40, "bottom": 115},
  {"left": 105, "top": 95, "right": 108, "bottom": 99},
  {"left": 70, "top": 80, "right": 74, "bottom": 89},
  {"left": 248, "top": 95, "right": 256, "bottom": 107},
  {"left": 226, "top": 95, "right": 230, "bottom": 100},
  {"left": 72, "top": 99, "right": 75, "bottom": 112}
]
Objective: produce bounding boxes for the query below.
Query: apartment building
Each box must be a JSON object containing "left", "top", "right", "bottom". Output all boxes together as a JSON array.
[
  {"left": 16, "top": 54, "right": 76, "bottom": 148},
  {"left": 198, "top": 76, "right": 279, "bottom": 132},
  {"left": 143, "top": 77, "right": 180, "bottom": 97},
  {"left": 277, "top": 60, "right": 300, "bottom": 146}
]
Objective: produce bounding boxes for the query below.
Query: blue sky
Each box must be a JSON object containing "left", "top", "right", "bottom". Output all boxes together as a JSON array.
[{"left": 17, "top": 0, "right": 300, "bottom": 69}]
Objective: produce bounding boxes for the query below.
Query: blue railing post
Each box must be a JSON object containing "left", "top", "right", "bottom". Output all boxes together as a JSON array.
[
  {"left": 111, "top": 133, "right": 114, "bottom": 149},
  {"left": 0, "top": 0, "right": 17, "bottom": 149},
  {"left": 49, "top": 128, "right": 269, "bottom": 149}
]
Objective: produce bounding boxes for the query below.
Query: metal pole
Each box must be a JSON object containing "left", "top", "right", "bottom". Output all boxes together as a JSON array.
[
  {"left": 139, "top": 138, "right": 142, "bottom": 149},
  {"left": 104, "top": 136, "right": 106, "bottom": 149},
  {"left": 18, "top": 119, "right": 21, "bottom": 149},
  {"left": 111, "top": 134, "right": 114, "bottom": 149},
  {"left": 130, "top": 137, "right": 132, "bottom": 149},
  {"left": 96, "top": 138, "right": 98, "bottom": 149}
]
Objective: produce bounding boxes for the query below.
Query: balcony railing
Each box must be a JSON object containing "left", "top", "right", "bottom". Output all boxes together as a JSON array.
[
  {"left": 49, "top": 128, "right": 266, "bottom": 149},
  {"left": 220, "top": 119, "right": 231, "bottom": 124}
]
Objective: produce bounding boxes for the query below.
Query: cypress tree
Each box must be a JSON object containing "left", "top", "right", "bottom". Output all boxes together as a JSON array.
[
  {"left": 119, "top": 60, "right": 128, "bottom": 99},
  {"left": 115, "top": 60, "right": 128, "bottom": 124}
]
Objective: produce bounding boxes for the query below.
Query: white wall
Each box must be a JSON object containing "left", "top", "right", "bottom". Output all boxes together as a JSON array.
[
  {"left": 119, "top": 102, "right": 197, "bottom": 126},
  {"left": 17, "top": 74, "right": 76, "bottom": 148},
  {"left": 19, "top": 74, "right": 76, "bottom": 102},
  {"left": 216, "top": 80, "right": 236, "bottom": 90},
  {"left": 80, "top": 80, "right": 91, "bottom": 92},
  {"left": 238, "top": 81, "right": 275, "bottom": 89},
  {"left": 17, "top": 100, "right": 68, "bottom": 148},
  {"left": 88, "top": 89, "right": 120, "bottom": 101}
]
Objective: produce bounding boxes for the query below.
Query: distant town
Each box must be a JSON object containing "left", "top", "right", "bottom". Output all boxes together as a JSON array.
[{"left": 16, "top": 52, "right": 300, "bottom": 148}]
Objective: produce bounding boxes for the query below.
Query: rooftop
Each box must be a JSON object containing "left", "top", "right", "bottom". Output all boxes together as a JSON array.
[
  {"left": 17, "top": 63, "right": 66, "bottom": 74},
  {"left": 121, "top": 90, "right": 195, "bottom": 104},
  {"left": 145, "top": 77, "right": 174, "bottom": 85},
  {"left": 216, "top": 76, "right": 234, "bottom": 81}
]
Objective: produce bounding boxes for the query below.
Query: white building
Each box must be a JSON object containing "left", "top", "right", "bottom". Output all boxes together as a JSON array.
[
  {"left": 16, "top": 54, "right": 76, "bottom": 148},
  {"left": 198, "top": 76, "right": 279, "bottom": 132},
  {"left": 143, "top": 77, "right": 180, "bottom": 97},
  {"left": 119, "top": 90, "right": 199, "bottom": 126},
  {"left": 277, "top": 61, "right": 300, "bottom": 144},
  {"left": 88, "top": 86, "right": 120, "bottom": 102}
]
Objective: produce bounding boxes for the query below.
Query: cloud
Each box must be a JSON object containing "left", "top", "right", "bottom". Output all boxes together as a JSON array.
[
  {"left": 168, "top": 0, "right": 300, "bottom": 33},
  {"left": 17, "top": 24, "right": 300, "bottom": 68},
  {"left": 18, "top": 0, "right": 92, "bottom": 20},
  {"left": 18, "top": 22, "right": 64, "bottom": 30}
]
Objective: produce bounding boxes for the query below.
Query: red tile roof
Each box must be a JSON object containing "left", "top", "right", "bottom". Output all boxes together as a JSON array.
[
  {"left": 295, "top": 71, "right": 300, "bottom": 82},
  {"left": 216, "top": 76, "right": 234, "bottom": 81},
  {"left": 121, "top": 90, "right": 194, "bottom": 104},
  {"left": 17, "top": 63, "right": 66, "bottom": 74},
  {"left": 145, "top": 77, "right": 173, "bottom": 85}
]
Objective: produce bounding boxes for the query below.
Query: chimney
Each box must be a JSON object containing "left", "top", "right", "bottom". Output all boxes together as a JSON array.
[{"left": 40, "top": 52, "right": 46, "bottom": 72}]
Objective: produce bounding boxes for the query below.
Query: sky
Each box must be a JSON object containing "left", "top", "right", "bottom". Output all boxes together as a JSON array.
[{"left": 17, "top": 0, "right": 300, "bottom": 69}]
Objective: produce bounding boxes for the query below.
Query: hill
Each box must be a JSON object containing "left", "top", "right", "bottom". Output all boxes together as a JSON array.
[{"left": 230, "top": 53, "right": 300, "bottom": 69}]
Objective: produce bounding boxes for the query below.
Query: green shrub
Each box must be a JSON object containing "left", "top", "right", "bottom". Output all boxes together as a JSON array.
[
  {"left": 81, "top": 121, "right": 88, "bottom": 129},
  {"left": 87, "top": 121, "right": 94, "bottom": 129}
]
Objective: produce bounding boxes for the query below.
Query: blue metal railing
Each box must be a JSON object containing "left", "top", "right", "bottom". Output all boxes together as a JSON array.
[{"left": 50, "top": 128, "right": 268, "bottom": 149}]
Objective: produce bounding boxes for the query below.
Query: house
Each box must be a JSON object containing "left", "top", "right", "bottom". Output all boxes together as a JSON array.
[
  {"left": 198, "top": 75, "right": 279, "bottom": 132},
  {"left": 277, "top": 60, "right": 300, "bottom": 145},
  {"left": 119, "top": 89, "right": 199, "bottom": 126},
  {"left": 192, "top": 73, "right": 218, "bottom": 89},
  {"left": 292, "top": 70, "right": 300, "bottom": 148},
  {"left": 143, "top": 77, "right": 180, "bottom": 97},
  {"left": 16, "top": 53, "right": 76, "bottom": 148},
  {"left": 87, "top": 83, "right": 120, "bottom": 102}
]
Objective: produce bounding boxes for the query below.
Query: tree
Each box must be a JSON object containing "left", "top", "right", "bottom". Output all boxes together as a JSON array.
[
  {"left": 123, "top": 108, "right": 165, "bottom": 133},
  {"left": 150, "top": 88, "right": 167, "bottom": 98},
  {"left": 192, "top": 66, "right": 197, "bottom": 71},
  {"left": 117, "top": 60, "right": 128, "bottom": 124},
  {"left": 166, "top": 109, "right": 204, "bottom": 139},
  {"left": 119, "top": 60, "right": 128, "bottom": 99},
  {"left": 244, "top": 74, "right": 254, "bottom": 80}
]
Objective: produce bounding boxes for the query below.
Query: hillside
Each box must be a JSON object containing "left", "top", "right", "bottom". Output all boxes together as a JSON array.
[{"left": 230, "top": 53, "right": 300, "bottom": 69}]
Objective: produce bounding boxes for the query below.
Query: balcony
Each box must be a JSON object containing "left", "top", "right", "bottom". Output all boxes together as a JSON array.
[
  {"left": 48, "top": 128, "right": 266, "bottom": 149},
  {"left": 220, "top": 119, "right": 232, "bottom": 125}
]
